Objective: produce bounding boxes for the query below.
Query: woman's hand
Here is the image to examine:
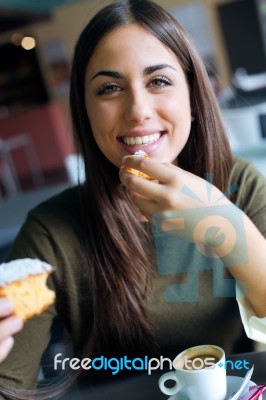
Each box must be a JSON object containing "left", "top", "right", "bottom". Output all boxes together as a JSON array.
[
  {"left": 0, "top": 299, "right": 23, "bottom": 363},
  {"left": 120, "top": 155, "right": 237, "bottom": 255},
  {"left": 119, "top": 155, "right": 226, "bottom": 220}
]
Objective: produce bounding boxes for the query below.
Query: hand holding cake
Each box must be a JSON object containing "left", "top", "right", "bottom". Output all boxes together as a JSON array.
[
  {"left": 0, "top": 258, "right": 55, "bottom": 321},
  {"left": 120, "top": 151, "right": 225, "bottom": 221},
  {"left": 0, "top": 258, "right": 55, "bottom": 363},
  {"left": 123, "top": 150, "right": 154, "bottom": 180}
]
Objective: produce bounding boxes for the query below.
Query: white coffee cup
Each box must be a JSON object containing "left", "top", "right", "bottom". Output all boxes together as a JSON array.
[{"left": 158, "top": 344, "right": 227, "bottom": 400}]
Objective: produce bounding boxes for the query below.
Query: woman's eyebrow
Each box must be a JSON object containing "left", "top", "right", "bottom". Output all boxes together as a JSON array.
[
  {"left": 90, "top": 64, "right": 176, "bottom": 82},
  {"left": 144, "top": 64, "right": 176, "bottom": 75},
  {"left": 90, "top": 70, "right": 123, "bottom": 81}
]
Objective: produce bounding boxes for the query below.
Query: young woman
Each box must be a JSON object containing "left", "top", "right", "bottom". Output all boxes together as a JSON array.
[{"left": 0, "top": 0, "right": 266, "bottom": 397}]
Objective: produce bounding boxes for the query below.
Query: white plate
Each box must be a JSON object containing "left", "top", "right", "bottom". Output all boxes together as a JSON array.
[{"left": 168, "top": 375, "right": 262, "bottom": 400}]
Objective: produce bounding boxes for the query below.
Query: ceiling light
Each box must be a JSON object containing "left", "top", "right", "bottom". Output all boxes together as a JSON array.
[{"left": 21, "top": 36, "right": 36, "bottom": 50}]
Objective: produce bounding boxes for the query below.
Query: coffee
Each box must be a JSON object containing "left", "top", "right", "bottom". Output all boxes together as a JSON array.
[{"left": 175, "top": 345, "right": 222, "bottom": 371}]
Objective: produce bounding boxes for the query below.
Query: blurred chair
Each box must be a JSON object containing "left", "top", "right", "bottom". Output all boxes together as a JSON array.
[{"left": 0, "top": 133, "right": 45, "bottom": 197}]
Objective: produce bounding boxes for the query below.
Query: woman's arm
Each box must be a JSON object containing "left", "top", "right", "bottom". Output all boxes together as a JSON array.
[{"left": 120, "top": 155, "right": 266, "bottom": 318}]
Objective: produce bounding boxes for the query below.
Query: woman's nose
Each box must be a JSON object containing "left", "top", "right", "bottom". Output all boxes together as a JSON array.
[{"left": 124, "top": 89, "right": 152, "bottom": 123}]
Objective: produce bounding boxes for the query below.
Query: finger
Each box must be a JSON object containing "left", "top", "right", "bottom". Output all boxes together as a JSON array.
[
  {"left": 0, "top": 316, "right": 24, "bottom": 342},
  {"left": 120, "top": 168, "right": 178, "bottom": 207},
  {"left": 130, "top": 191, "right": 160, "bottom": 215},
  {"left": 0, "top": 299, "right": 14, "bottom": 318},
  {"left": 120, "top": 167, "right": 163, "bottom": 196},
  {"left": 0, "top": 337, "right": 14, "bottom": 363},
  {"left": 122, "top": 156, "right": 177, "bottom": 184},
  {"left": 120, "top": 166, "right": 177, "bottom": 205}
]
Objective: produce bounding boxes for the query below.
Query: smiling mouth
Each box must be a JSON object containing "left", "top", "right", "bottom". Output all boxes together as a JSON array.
[{"left": 120, "top": 132, "right": 164, "bottom": 146}]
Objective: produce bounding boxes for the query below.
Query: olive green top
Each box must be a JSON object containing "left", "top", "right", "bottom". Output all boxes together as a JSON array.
[{"left": 0, "top": 158, "right": 266, "bottom": 393}]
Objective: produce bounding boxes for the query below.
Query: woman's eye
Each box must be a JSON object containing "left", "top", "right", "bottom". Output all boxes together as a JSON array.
[
  {"left": 96, "top": 83, "right": 122, "bottom": 95},
  {"left": 149, "top": 76, "right": 172, "bottom": 88}
]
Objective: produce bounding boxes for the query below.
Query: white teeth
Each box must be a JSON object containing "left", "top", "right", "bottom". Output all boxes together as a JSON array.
[
  {"left": 142, "top": 136, "right": 149, "bottom": 144},
  {"left": 122, "top": 133, "right": 161, "bottom": 146}
]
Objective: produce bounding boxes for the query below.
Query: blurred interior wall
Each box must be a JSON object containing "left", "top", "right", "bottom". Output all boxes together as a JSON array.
[{"left": 3, "top": 0, "right": 233, "bottom": 113}]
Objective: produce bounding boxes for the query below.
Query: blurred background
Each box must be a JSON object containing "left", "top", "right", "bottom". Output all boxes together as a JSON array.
[{"left": 0, "top": 1, "right": 266, "bottom": 348}]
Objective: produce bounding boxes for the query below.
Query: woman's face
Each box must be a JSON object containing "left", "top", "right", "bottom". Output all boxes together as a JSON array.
[{"left": 85, "top": 24, "right": 192, "bottom": 168}]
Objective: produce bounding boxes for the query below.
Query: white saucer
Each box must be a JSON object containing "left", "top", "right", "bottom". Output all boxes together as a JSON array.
[{"left": 168, "top": 375, "right": 262, "bottom": 399}]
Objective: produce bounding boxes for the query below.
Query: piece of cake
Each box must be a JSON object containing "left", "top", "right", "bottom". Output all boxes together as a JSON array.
[
  {"left": 0, "top": 258, "right": 55, "bottom": 321},
  {"left": 125, "top": 150, "right": 154, "bottom": 180}
]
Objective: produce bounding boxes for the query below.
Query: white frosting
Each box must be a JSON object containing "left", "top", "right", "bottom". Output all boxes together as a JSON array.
[
  {"left": 134, "top": 150, "right": 147, "bottom": 157},
  {"left": 0, "top": 258, "right": 53, "bottom": 287}
]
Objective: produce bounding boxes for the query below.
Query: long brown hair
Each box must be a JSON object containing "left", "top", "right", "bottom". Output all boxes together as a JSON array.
[{"left": 0, "top": 0, "right": 232, "bottom": 398}]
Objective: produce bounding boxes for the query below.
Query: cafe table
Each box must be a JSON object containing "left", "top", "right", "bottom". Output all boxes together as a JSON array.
[{"left": 61, "top": 351, "right": 266, "bottom": 400}]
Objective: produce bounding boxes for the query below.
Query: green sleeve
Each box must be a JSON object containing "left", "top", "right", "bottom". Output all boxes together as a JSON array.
[
  {"left": 0, "top": 213, "right": 58, "bottom": 392},
  {"left": 233, "top": 159, "right": 266, "bottom": 238}
]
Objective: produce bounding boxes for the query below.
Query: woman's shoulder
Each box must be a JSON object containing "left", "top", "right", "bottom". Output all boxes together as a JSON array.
[
  {"left": 28, "top": 185, "right": 81, "bottom": 220},
  {"left": 20, "top": 185, "right": 85, "bottom": 243},
  {"left": 231, "top": 157, "right": 264, "bottom": 181},
  {"left": 230, "top": 158, "right": 265, "bottom": 185},
  {"left": 230, "top": 158, "right": 266, "bottom": 226}
]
